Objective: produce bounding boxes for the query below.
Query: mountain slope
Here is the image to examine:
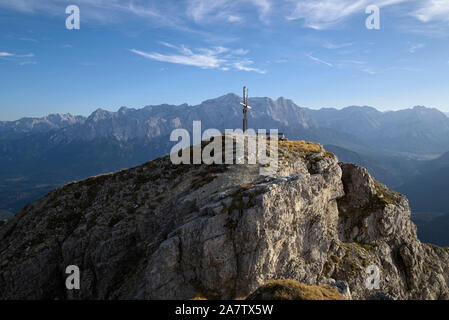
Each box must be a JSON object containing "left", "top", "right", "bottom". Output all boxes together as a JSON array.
[
  {"left": 0, "top": 133, "right": 174, "bottom": 213},
  {"left": 324, "top": 145, "right": 422, "bottom": 188},
  {"left": 413, "top": 213, "right": 449, "bottom": 247},
  {"left": 399, "top": 151, "right": 449, "bottom": 213},
  {"left": 305, "top": 106, "right": 449, "bottom": 155},
  {"left": 0, "top": 210, "right": 13, "bottom": 227},
  {"left": 1, "top": 137, "right": 448, "bottom": 300}
]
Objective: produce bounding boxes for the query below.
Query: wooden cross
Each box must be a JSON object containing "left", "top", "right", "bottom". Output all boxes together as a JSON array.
[{"left": 241, "top": 86, "right": 252, "bottom": 132}]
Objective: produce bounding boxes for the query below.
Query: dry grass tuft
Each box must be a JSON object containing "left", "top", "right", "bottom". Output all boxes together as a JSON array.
[
  {"left": 279, "top": 140, "right": 324, "bottom": 155},
  {"left": 246, "top": 279, "right": 344, "bottom": 300}
]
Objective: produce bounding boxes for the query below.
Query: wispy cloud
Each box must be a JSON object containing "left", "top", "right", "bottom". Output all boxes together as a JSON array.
[
  {"left": 323, "top": 42, "right": 354, "bottom": 49},
  {"left": 19, "top": 37, "right": 38, "bottom": 43},
  {"left": 408, "top": 43, "right": 425, "bottom": 53},
  {"left": 233, "top": 59, "right": 266, "bottom": 74},
  {"left": 400, "top": 0, "right": 449, "bottom": 36},
  {"left": 227, "top": 15, "right": 242, "bottom": 22},
  {"left": 18, "top": 61, "right": 37, "bottom": 66},
  {"left": 0, "top": 52, "right": 34, "bottom": 58},
  {"left": 0, "top": 51, "right": 36, "bottom": 65},
  {"left": 306, "top": 54, "right": 333, "bottom": 67},
  {"left": 129, "top": 47, "right": 224, "bottom": 69},
  {"left": 411, "top": 0, "right": 449, "bottom": 23},
  {"left": 0, "top": 0, "right": 245, "bottom": 43},
  {"left": 130, "top": 43, "right": 265, "bottom": 73},
  {"left": 186, "top": 0, "right": 271, "bottom": 23},
  {"left": 4, "top": 0, "right": 449, "bottom": 34},
  {"left": 285, "top": 0, "right": 449, "bottom": 32},
  {"left": 359, "top": 64, "right": 421, "bottom": 74},
  {"left": 339, "top": 59, "right": 365, "bottom": 65},
  {"left": 360, "top": 67, "right": 380, "bottom": 75},
  {"left": 231, "top": 48, "right": 249, "bottom": 55},
  {"left": 287, "top": 0, "right": 408, "bottom": 29},
  {"left": 0, "top": 0, "right": 180, "bottom": 28}
]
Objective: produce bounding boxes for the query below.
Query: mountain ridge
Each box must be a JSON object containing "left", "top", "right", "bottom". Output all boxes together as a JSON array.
[
  {"left": 304, "top": 105, "right": 449, "bottom": 155},
  {"left": 1, "top": 94, "right": 448, "bottom": 221},
  {"left": 0, "top": 113, "right": 85, "bottom": 140},
  {"left": 2, "top": 95, "right": 447, "bottom": 129},
  {"left": 1, "top": 136, "right": 448, "bottom": 300}
]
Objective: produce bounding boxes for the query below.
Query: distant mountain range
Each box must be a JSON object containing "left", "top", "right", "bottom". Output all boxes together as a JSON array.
[
  {"left": 3, "top": 96, "right": 449, "bottom": 155},
  {"left": 1, "top": 94, "right": 314, "bottom": 142},
  {"left": 304, "top": 106, "right": 449, "bottom": 155},
  {"left": 1, "top": 93, "right": 449, "bottom": 246},
  {"left": 0, "top": 113, "right": 85, "bottom": 140}
]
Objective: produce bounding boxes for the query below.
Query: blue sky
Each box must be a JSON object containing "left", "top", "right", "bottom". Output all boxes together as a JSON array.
[{"left": 1, "top": 0, "right": 449, "bottom": 120}]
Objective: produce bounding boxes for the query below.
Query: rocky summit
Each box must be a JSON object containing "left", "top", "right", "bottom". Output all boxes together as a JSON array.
[{"left": 0, "top": 135, "right": 448, "bottom": 300}]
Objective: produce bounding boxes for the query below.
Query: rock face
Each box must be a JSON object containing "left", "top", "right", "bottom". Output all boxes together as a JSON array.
[{"left": 0, "top": 137, "right": 448, "bottom": 300}]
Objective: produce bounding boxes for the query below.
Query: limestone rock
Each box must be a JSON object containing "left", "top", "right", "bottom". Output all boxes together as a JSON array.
[{"left": 0, "top": 137, "right": 448, "bottom": 300}]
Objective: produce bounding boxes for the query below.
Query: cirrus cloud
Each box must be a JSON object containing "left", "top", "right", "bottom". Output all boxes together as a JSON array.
[
  {"left": 3, "top": 0, "right": 449, "bottom": 32},
  {"left": 287, "top": 0, "right": 409, "bottom": 29},
  {"left": 306, "top": 54, "right": 333, "bottom": 67},
  {"left": 0, "top": 51, "right": 36, "bottom": 65},
  {"left": 411, "top": 0, "right": 449, "bottom": 23},
  {"left": 187, "top": 0, "right": 271, "bottom": 23},
  {"left": 130, "top": 43, "right": 266, "bottom": 73}
]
